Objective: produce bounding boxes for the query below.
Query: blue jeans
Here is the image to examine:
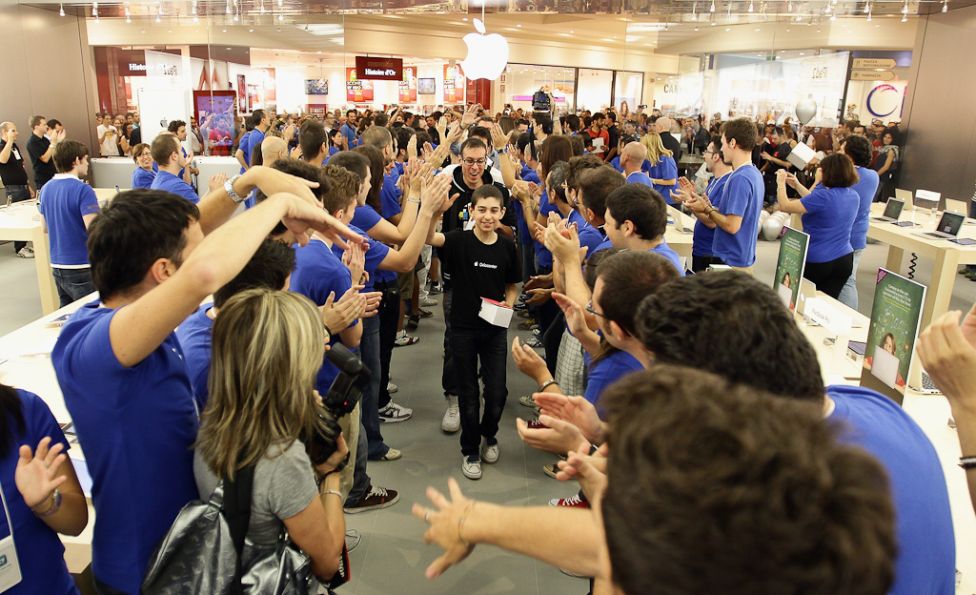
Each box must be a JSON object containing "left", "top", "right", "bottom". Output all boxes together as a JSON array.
[
  {"left": 360, "top": 314, "right": 389, "bottom": 459},
  {"left": 452, "top": 326, "right": 508, "bottom": 458},
  {"left": 837, "top": 249, "right": 863, "bottom": 310},
  {"left": 52, "top": 268, "right": 96, "bottom": 308},
  {"left": 346, "top": 420, "right": 372, "bottom": 505},
  {"left": 377, "top": 281, "right": 399, "bottom": 410}
]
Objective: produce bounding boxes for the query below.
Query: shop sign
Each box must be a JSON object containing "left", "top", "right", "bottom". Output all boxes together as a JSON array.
[
  {"left": 851, "top": 70, "right": 895, "bottom": 81},
  {"left": 355, "top": 56, "right": 403, "bottom": 81},
  {"left": 852, "top": 58, "right": 896, "bottom": 70}
]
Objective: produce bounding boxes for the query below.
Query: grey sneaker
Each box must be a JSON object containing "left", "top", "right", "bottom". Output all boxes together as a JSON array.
[
  {"left": 345, "top": 529, "right": 361, "bottom": 552},
  {"left": 17, "top": 246, "right": 34, "bottom": 259},
  {"left": 482, "top": 441, "right": 499, "bottom": 464},
  {"left": 378, "top": 401, "right": 412, "bottom": 423},
  {"left": 461, "top": 455, "right": 482, "bottom": 480},
  {"left": 441, "top": 395, "right": 460, "bottom": 433}
]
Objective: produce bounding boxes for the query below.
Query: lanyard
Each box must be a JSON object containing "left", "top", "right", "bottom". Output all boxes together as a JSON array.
[{"left": 0, "top": 479, "right": 22, "bottom": 591}]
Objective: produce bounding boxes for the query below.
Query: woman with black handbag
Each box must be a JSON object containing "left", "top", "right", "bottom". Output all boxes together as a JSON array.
[{"left": 194, "top": 288, "right": 349, "bottom": 588}]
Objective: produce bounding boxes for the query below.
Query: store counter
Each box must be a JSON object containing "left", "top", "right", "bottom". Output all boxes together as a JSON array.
[{"left": 0, "top": 200, "right": 59, "bottom": 314}]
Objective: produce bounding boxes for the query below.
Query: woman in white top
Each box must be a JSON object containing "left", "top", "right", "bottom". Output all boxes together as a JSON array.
[{"left": 194, "top": 288, "right": 348, "bottom": 581}]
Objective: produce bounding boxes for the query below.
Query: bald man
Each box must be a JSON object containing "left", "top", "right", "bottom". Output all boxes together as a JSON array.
[
  {"left": 620, "top": 141, "right": 653, "bottom": 187},
  {"left": 655, "top": 116, "right": 683, "bottom": 161},
  {"left": 260, "top": 135, "right": 288, "bottom": 167}
]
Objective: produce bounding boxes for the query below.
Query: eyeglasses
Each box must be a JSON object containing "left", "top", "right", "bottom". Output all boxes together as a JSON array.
[
  {"left": 585, "top": 302, "right": 608, "bottom": 319},
  {"left": 463, "top": 158, "right": 487, "bottom": 167}
]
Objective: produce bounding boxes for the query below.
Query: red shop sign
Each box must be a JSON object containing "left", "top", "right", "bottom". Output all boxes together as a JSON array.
[{"left": 355, "top": 56, "right": 403, "bottom": 81}]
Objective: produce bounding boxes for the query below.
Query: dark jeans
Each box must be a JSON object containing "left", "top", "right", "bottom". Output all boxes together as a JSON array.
[
  {"left": 4, "top": 185, "right": 30, "bottom": 252},
  {"left": 93, "top": 576, "right": 128, "bottom": 595},
  {"left": 692, "top": 254, "right": 724, "bottom": 273},
  {"left": 360, "top": 314, "right": 388, "bottom": 459},
  {"left": 804, "top": 252, "right": 854, "bottom": 299},
  {"left": 376, "top": 281, "right": 399, "bottom": 409},
  {"left": 346, "top": 420, "right": 371, "bottom": 505},
  {"left": 543, "top": 311, "right": 564, "bottom": 373},
  {"left": 518, "top": 230, "right": 536, "bottom": 284},
  {"left": 452, "top": 326, "right": 508, "bottom": 458},
  {"left": 52, "top": 267, "right": 96, "bottom": 308},
  {"left": 441, "top": 287, "right": 457, "bottom": 397}
]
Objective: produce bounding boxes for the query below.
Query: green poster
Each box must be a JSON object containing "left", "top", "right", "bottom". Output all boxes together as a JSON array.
[
  {"left": 860, "top": 268, "right": 927, "bottom": 403},
  {"left": 773, "top": 227, "right": 809, "bottom": 311}
]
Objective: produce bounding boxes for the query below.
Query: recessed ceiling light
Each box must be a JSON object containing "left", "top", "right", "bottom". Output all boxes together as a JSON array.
[
  {"left": 725, "top": 27, "right": 731, "bottom": 31},
  {"left": 516, "top": 23, "right": 522, "bottom": 27}
]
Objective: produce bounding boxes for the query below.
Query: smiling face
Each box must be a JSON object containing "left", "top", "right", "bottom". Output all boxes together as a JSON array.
[
  {"left": 469, "top": 194, "right": 505, "bottom": 233},
  {"left": 460, "top": 145, "right": 487, "bottom": 187},
  {"left": 137, "top": 146, "right": 153, "bottom": 169}
]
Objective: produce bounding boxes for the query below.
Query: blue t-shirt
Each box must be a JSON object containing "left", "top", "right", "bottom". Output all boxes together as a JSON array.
[
  {"left": 800, "top": 186, "right": 858, "bottom": 263},
  {"left": 289, "top": 241, "right": 355, "bottom": 393},
  {"left": 0, "top": 390, "right": 77, "bottom": 595},
  {"left": 38, "top": 176, "right": 100, "bottom": 267},
  {"left": 340, "top": 123, "right": 358, "bottom": 149},
  {"left": 590, "top": 236, "right": 613, "bottom": 256},
  {"left": 237, "top": 130, "right": 252, "bottom": 173},
  {"left": 693, "top": 173, "right": 730, "bottom": 257},
  {"left": 53, "top": 303, "right": 199, "bottom": 593},
  {"left": 625, "top": 171, "right": 654, "bottom": 188},
  {"left": 242, "top": 129, "right": 265, "bottom": 172},
  {"left": 331, "top": 224, "right": 389, "bottom": 292},
  {"left": 380, "top": 172, "right": 403, "bottom": 220},
  {"left": 585, "top": 350, "right": 643, "bottom": 414},
  {"left": 609, "top": 156, "right": 622, "bottom": 172},
  {"left": 174, "top": 305, "right": 214, "bottom": 411},
  {"left": 534, "top": 190, "right": 560, "bottom": 270},
  {"left": 352, "top": 205, "right": 397, "bottom": 286},
  {"left": 150, "top": 170, "right": 198, "bottom": 204},
  {"left": 712, "top": 164, "right": 763, "bottom": 267},
  {"left": 827, "top": 385, "right": 955, "bottom": 595},
  {"left": 569, "top": 210, "right": 605, "bottom": 258},
  {"left": 131, "top": 166, "right": 155, "bottom": 189},
  {"left": 648, "top": 156, "right": 678, "bottom": 205},
  {"left": 850, "top": 166, "right": 881, "bottom": 251},
  {"left": 650, "top": 242, "right": 685, "bottom": 276}
]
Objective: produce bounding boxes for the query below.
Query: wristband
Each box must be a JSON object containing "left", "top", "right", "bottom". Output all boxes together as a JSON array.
[
  {"left": 959, "top": 456, "right": 976, "bottom": 470},
  {"left": 539, "top": 379, "right": 558, "bottom": 392},
  {"left": 224, "top": 174, "right": 245, "bottom": 203},
  {"left": 321, "top": 489, "right": 343, "bottom": 499},
  {"left": 33, "top": 488, "right": 61, "bottom": 518}
]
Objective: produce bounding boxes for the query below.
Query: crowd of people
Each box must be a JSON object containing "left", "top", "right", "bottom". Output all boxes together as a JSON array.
[{"left": 0, "top": 98, "right": 969, "bottom": 595}]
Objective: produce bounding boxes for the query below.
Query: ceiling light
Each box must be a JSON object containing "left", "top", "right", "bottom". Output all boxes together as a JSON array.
[
  {"left": 748, "top": 0, "right": 754, "bottom": 11},
  {"left": 59, "top": 2, "right": 65, "bottom": 16},
  {"left": 942, "top": 0, "right": 948, "bottom": 11},
  {"left": 710, "top": 0, "right": 716, "bottom": 12},
  {"left": 517, "top": 23, "right": 522, "bottom": 27}
]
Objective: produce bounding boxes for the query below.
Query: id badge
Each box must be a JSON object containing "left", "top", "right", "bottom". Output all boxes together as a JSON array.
[{"left": 0, "top": 484, "right": 22, "bottom": 592}]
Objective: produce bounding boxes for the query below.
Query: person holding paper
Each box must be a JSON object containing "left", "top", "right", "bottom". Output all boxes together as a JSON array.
[{"left": 428, "top": 185, "right": 520, "bottom": 481}]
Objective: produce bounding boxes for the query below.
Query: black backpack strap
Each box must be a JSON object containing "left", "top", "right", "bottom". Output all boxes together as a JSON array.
[{"left": 223, "top": 465, "right": 256, "bottom": 595}]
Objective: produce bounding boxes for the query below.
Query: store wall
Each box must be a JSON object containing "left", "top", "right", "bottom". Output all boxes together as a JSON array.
[
  {"left": 899, "top": 6, "right": 976, "bottom": 200},
  {"left": 0, "top": 2, "right": 98, "bottom": 181}
]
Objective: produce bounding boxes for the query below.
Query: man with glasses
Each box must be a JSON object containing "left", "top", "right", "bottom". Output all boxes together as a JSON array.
[
  {"left": 672, "top": 135, "right": 732, "bottom": 272},
  {"left": 437, "top": 137, "right": 517, "bottom": 433}
]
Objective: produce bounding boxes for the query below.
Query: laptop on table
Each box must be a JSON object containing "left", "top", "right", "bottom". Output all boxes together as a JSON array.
[
  {"left": 917, "top": 211, "right": 964, "bottom": 240},
  {"left": 872, "top": 198, "right": 904, "bottom": 223}
]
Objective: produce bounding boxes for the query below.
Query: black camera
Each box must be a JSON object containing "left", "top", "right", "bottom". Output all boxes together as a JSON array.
[{"left": 305, "top": 343, "right": 371, "bottom": 467}]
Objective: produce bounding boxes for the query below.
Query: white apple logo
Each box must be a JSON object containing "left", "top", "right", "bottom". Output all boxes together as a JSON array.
[{"left": 460, "top": 18, "right": 509, "bottom": 81}]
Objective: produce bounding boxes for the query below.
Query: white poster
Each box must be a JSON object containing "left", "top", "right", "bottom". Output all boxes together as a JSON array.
[{"left": 137, "top": 84, "right": 190, "bottom": 146}]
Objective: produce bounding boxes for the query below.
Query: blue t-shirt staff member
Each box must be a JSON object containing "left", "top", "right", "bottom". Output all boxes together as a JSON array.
[
  {"left": 52, "top": 170, "right": 363, "bottom": 594},
  {"left": 776, "top": 153, "right": 860, "bottom": 300},
  {"left": 673, "top": 134, "right": 733, "bottom": 273},
  {"left": 130, "top": 142, "right": 155, "bottom": 189},
  {"left": 235, "top": 109, "right": 270, "bottom": 174},
  {"left": 149, "top": 134, "right": 199, "bottom": 204},
  {"left": 680, "top": 117, "right": 764, "bottom": 272}
]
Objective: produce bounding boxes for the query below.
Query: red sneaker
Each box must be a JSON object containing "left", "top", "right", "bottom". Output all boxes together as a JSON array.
[{"left": 548, "top": 493, "right": 590, "bottom": 508}]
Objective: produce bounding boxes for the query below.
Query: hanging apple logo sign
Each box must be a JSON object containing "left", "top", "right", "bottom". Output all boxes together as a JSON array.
[{"left": 460, "top": 18, "right": 509, "bottom": 81}]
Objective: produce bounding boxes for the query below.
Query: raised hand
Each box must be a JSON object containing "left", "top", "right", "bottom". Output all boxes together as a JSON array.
[
  {"left": 533, "top": 393, "right": 605, "bottom": 444},
  {"left": 208, "top": 172, "right": 228, "bottom": 193},
  {"left": 15, "top": 437, "right": 68, "bottom": 509}
]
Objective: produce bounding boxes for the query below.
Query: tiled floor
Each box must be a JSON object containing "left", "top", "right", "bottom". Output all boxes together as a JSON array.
[{"left": 2, "top": 234, "right": 976, "bottom": 594}]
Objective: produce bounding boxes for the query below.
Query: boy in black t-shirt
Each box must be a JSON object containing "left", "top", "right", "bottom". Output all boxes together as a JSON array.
[{"left": 429, "top": 185, "right": 520, "bottom": 480}]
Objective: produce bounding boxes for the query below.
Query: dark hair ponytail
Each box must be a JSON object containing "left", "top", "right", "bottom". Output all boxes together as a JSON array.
[{"left": 0, "top": 384, "right": 25, "bottom": 459}]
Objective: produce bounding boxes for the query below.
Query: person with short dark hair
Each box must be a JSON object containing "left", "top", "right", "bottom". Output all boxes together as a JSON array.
[
  {"left": 38, "top": 139, "right": 100, "bottom": 306},
  {"left": 130, "top": 142, "right": 155, "bottom": 189},
  {"left": 27, "top": 115, "right": 61, "bottom": 190},
  {"left": 777, "top": 153, "right": 859, "bottom": 298},
  {"left": 604, "top": 184, "right": 684, "bottom": 274},
  {"left": 236, "top": 109, "right": 269, "bottom": 173},
  {"left": 53, "top": 176, "right": 359, "bottom": 593},
  {"left": 429, "top": 186, "right": 520, "bottom": 480},
  {"left": 341, "top": 109, "right": 359, "bottom": 148},
  {"left": 675, "top": 135, "right": 732, "bottom": 272},
  {"left": 759, "top": 125, "right": 793, "bottom": 206},
  {"left": 681, "top": 117, "right": 763, "bottom": 271},
  {"left": 601, "top": 366, "right": 897, "bottom": 595},
  {"left": 838, "top": 135, "right": 881, "bottom": 309},
  {"left": 175, "top": 239, "right": 296, "bottom": 410},
  {"left": 635, "top": 272, "right": 956, "bottom": 595},
  {"left": 300, "top": 119, "right": 329, "bottom": 166},
  {"left": 150, "top": 134, "right": 198, "bottom": 203},
  {"left": 96, "top": 114, "right": 120, "bottom": 157}
]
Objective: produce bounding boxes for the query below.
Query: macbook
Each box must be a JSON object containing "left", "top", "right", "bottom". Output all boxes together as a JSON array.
[
  {"left": 918, "top": 211, "right": 964, "bottom": 240},
  {"left": 871, "top": 198, "right": 904, "bottom": 223},
  {"left": 914, "top": 189, "right": 941, "bottom": 211},
  {"left": 894, "top": 188, "right": 914, "bottom": 208}
]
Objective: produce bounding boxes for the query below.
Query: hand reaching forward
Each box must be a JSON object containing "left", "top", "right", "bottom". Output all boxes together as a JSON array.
[
  {"left": 413, "top": 478, "right": 476, "bottom": 580},
  {"left": 533, "top": 393, "right": 605, "bottom": 444}
]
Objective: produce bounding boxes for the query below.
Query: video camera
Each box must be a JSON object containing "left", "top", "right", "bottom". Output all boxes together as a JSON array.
[{"left": 305, "top": 343, "right": 371, "bottom": 467}]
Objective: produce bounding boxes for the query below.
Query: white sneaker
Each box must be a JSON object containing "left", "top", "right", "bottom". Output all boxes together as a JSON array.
[
  {"left": 461, "top": 456, "right": 482, "bottom": 480},
  {"left": 441, "top": 395, "right": 460, "bottom": 433},
  {"left": 387, "top": 381, "right": 399, "bottom": 394},
  {"left": 17, "top": 246, "right": 34, "bottom": 259},
  {"left": 421, "top": 296, "right": 439, "bottom": 307},
  {"left": 482, "top": 441, "right": 499, "bottom": 464},
  {"left": 378, "top": 401, "right": 412, "bottom": 423},
  {"left": 345, "top": 529, "right": 361, "bottom": 552}
]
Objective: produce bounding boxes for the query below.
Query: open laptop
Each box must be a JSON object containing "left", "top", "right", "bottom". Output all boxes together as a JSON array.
[
  {"left": 871, "top": 198, "right": 904, "bottom": 223},
  {"left": 918, "top": 211, "right": 964, "bottom": 239},
  {"left": 871, "top": 344, "right": 901, "bottom": 389},
  {"left": 914, "top": 189, "right": 941, "bottom": 212},
  {"left": 667, "top": 206, "right": 692, "bottom": 233}
]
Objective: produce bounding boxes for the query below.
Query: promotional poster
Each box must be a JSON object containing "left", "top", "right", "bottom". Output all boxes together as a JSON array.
[{"left": 773, "top": 226, "right": 810, "bottom": 311}]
